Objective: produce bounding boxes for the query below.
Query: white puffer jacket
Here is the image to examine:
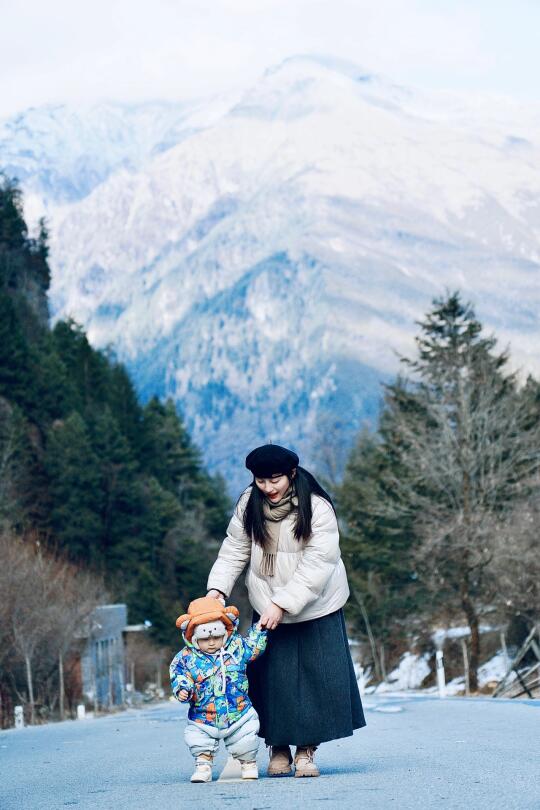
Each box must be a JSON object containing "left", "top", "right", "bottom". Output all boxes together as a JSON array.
[{"left": 207, "top": 488, "right": 350, "bottom": 623}]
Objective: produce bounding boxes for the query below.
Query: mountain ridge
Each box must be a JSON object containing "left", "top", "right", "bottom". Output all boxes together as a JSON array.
[{"left": 2, "top": 55, "right": 539, "bottom": 488}]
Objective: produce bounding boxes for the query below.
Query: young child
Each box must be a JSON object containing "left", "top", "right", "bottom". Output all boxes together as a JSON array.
[{"left": 170, "top": 596, "right": 267, "bottom": 783}]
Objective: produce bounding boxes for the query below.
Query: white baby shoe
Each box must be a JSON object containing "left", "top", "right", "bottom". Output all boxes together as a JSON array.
[
  {"left": 190, "top": 758, "right": 213, "bottom": 783},
  {"left": 240, "top": 760, "right": 259, "bottom": 780}
]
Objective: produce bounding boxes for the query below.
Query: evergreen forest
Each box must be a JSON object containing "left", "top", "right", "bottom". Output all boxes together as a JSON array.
[{"left": 0, "top": 176, "right": 231, "bottom": 724}]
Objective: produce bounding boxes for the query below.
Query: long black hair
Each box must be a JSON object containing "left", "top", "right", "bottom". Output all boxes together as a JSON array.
[{"left": 240, "top": 465, "right": 335, "bottom": 548}]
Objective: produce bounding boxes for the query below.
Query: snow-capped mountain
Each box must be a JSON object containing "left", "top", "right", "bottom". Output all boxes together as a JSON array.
[
  {"left": 0, "top": 93, "right": 240, "bottom": 213},
  {"left": 3, "top": 55, "right": 540, "bottom": 490}
]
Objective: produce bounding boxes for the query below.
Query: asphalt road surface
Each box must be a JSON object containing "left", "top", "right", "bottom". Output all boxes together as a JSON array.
[{"left": 1, "top": 694, "right": 539, "bottom": 810}]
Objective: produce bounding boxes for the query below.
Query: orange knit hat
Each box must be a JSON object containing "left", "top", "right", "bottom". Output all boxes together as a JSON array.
[{"left": 175, "top": 596, "right": 239, "bottom": 642}]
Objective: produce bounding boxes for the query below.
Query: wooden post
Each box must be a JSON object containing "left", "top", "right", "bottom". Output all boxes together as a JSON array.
[
  {"left": 500, "top": 631, "right": 509, "bottom": 674},
  {"left": 436, "top": 649, "right": 446, "bottom": 698},
  {"left": 107, "top": 641, "right": 113, "bottom": 708},
  {"left": 131, "top": 661, "right": 135, "bottom": 691},
  {"left": 24, "top": 655, "right": 35, "bottom": 725},
  {"left": 118, "top": 643, "right": 125, "bottom": 706},
  {"left": 59, "top": 651, "right": 65, "bottom": 721},
  {"left": 461, "top": 638, "right": 470, "bottom": 696},
  {"left": 380, "top": 644, "right": 387, "bottom": 683},
  {"left": 93, "top": 641, "right": 99, "bottom": 713}
]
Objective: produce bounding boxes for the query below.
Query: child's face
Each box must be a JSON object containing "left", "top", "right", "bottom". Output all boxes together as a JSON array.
[{"left": 197, "top": 635, "right": 225, "bottom": 653}]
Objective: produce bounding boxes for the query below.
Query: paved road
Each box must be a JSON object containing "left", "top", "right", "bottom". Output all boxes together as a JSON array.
[{"left": 1, "top": 694, "right": 539, "bottom": 810}]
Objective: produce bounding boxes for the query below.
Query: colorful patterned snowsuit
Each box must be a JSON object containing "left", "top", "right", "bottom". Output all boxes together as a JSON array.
[{"left": 170, "top": 622, "right": 267, "bottom": 761}]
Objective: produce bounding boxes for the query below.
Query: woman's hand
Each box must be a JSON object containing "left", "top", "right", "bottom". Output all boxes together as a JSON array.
[
  {"left": 259, "top": 602, "right": 284, "bottom": 630},
  {"left": 206, "top": 589, "right": 226, "bottom": 605},
  {"left": 178, "top": 689, "right": 190, "bottom": 701}
]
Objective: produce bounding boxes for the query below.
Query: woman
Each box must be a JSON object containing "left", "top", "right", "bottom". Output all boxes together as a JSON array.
[{"left": 207, "top": 443, "right": 365, "bottom": 777}]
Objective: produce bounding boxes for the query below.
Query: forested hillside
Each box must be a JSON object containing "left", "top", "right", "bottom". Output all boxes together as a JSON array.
[{"left": 0, "top": 176, "right": 230, "bottom": 645}]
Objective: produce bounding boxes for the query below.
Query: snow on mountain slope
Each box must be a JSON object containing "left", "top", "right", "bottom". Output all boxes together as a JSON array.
[
  {"left": 0, "top": 93, "right": 239, "bottom": 214},
  {"left": 2, "top": 55, "right": 540, "bottom": 487}
]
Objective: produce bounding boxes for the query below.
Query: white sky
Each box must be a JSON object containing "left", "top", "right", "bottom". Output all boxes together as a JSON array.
[{"left": 2, "top": 0, "right": 540, "bottom": 118}]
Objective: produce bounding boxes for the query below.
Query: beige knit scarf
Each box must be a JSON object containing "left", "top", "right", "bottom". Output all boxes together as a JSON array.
[{"left": 260, "top": 485, "right": 298, "bottom": 577}]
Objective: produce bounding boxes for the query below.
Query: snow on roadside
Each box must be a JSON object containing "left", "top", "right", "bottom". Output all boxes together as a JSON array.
[
  {"left": 373, "top": 652, "right": 431, "bottom": 693},
  {"left": 359, "top": 649, "right": 513, "bottom": 697},
  {"left": 478, "top": 651, "right": 511, "bottom": 685},
  {"left": 445, "top": 651, "right": 514, "bottom": 695}
]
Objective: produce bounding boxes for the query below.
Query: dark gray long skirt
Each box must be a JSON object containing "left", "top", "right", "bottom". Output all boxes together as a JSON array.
[{"left": 247, "top": 608, "right": 366, "bottom": 747}]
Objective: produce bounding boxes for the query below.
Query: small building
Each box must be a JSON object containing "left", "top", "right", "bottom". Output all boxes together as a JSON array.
[{"left": 80, "top": 604, "right": 127, "bottom": 709}]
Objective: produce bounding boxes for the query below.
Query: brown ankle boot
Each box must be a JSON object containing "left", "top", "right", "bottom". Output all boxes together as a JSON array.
[
  {"left": 268, "top": 745, "right": 293, "bottom": 776},
  {"left": 294, "top": 746, "right": 319, "bottom": 777}
]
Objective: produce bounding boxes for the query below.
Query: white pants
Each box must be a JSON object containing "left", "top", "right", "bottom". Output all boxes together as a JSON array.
[{"left": 184, "top": 706, "right": 260, "bottom": 762}]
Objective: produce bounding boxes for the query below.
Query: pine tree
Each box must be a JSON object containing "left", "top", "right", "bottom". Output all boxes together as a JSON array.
[
  {"left": 160, "top": 508, "right": 218, "bottom": 625},
  {"left": 44, "top": 412, "right": 102, "bottom": 563},
  {"left": 141, "top": 397, "right": 229, "bottom": 528},
  {"left": 0, "top": 295, "right": 34, "bottom": 408},
  {"left": 28, "top": 217, "right": 51, "bottom": 289},
  {"left": 132, "top": 476, "right": 182, "bottom": 640},
  {"left": 0, "top": 175, "right": 27, "bottom": 256},
  {"left": 375, "top": 292, "right": 540, "bottom": 689},
  {"left": 406, "top": 292, "right": 507, "bottom": 382},
  {"left": 51, "top": 319, "right": 110, "bottom": 411},
  {"left": 87, "top": 406, "right": 141, "bottom": 562},
  {"left": 31, "top": 332, "right": 79, "bottom": 424},
  {"left": 0, "top": 400, "right": 43, "bottom": 531},
  {"left": 141, "top": 398, "right": 201, "bottom": 494},
  {"left": 107, "top": 363, "right": 145, "bottom": 457},
  {"left": 338, "top": 430, "right": 422, "bottom": 652}
]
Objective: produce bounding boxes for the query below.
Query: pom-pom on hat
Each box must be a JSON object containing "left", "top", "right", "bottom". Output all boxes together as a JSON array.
[
  {"left": 175, "top": 596, "right": 239, "bottom": 643},
  {"left": 245, "top": 444, "right": 299, "bottom": 478}
]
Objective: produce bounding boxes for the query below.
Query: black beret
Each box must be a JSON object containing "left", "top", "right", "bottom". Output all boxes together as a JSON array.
[{"left": 245, "top": 444, "right": 299, "bottom": 478}]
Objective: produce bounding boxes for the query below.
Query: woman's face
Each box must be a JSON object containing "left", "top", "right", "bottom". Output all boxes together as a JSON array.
[{"left": 254, "top": 470, "right": 295, "bottom": 502}]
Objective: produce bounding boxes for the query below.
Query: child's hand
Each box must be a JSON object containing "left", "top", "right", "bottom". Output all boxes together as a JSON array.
[{"left": 179, "top": 689, "right": 190, "bottom": 701}]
